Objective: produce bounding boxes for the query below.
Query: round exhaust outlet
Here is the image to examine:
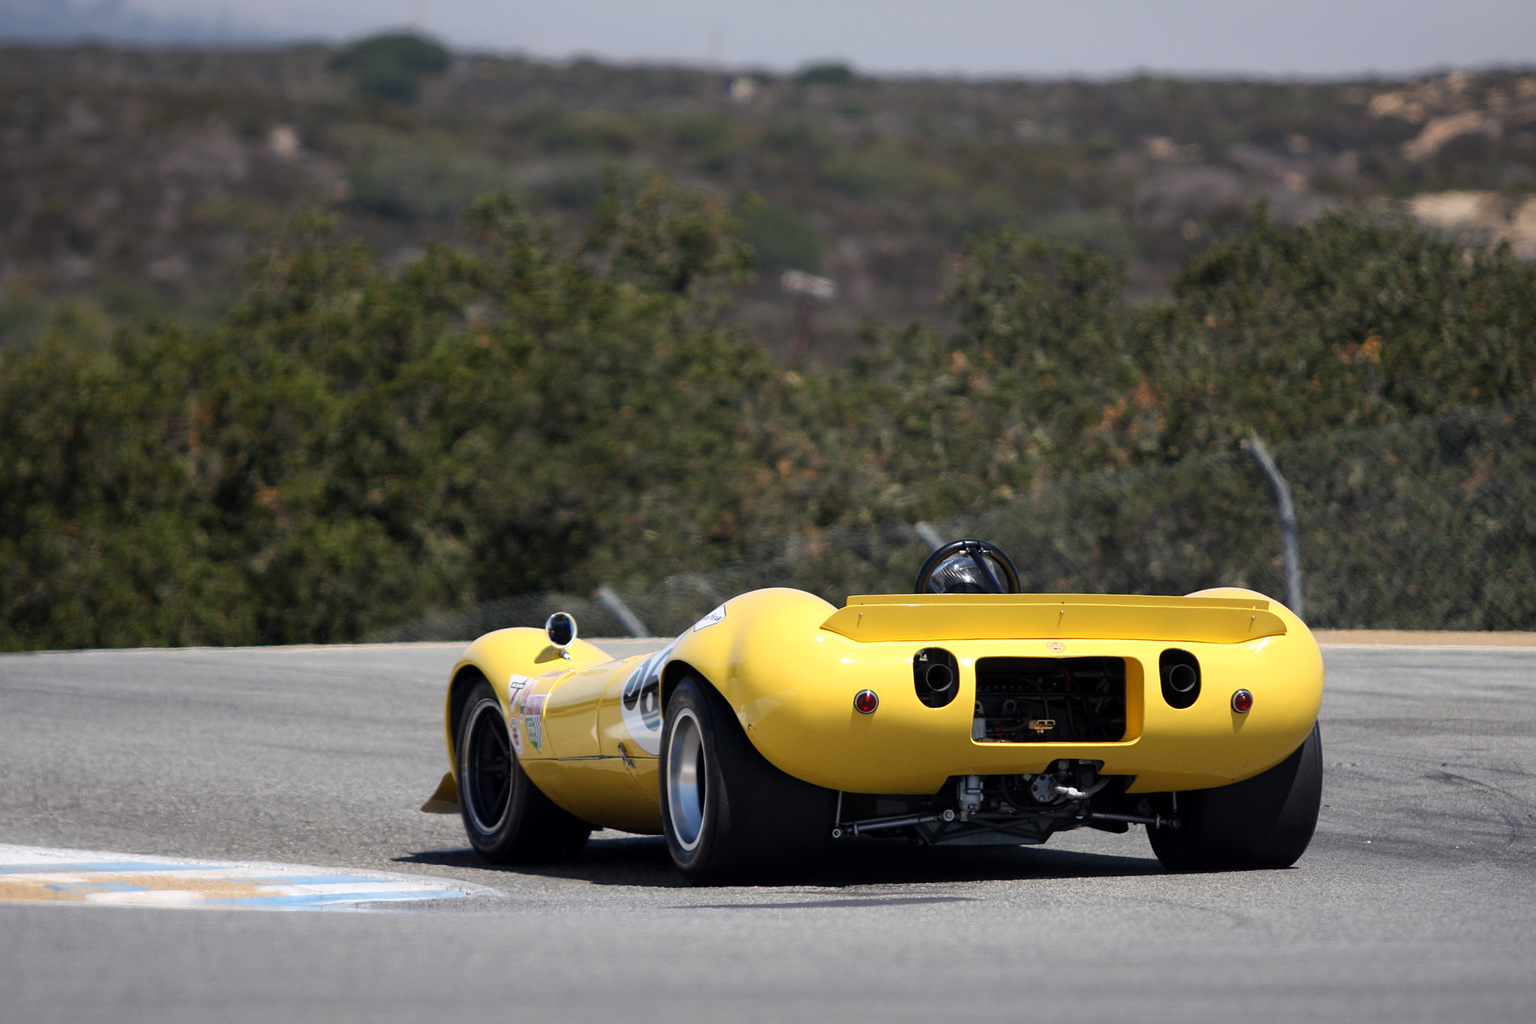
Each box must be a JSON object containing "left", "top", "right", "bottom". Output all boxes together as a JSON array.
[
  {"left": 1159, "top": 649, "right": 1201, "bottom": 709},
  {"left": 914, "top": 648, "right": 959, "bottom": 708}
]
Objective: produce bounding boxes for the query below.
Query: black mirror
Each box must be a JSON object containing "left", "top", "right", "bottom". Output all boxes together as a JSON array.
[{"left": 545, "top": 612, "right": 577, "bottom": 648}]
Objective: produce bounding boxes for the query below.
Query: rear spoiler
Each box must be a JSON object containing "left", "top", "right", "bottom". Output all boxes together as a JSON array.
[{"left": 821, "top": 593, "right": 1286, "bottom": 645}]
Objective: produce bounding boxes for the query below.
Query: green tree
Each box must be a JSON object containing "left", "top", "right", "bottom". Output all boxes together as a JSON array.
[
  {"left": 1152, "top": 207, "right": 1536, "bottom": 456},
  {"left": 828, "top": 230, "right": 1143, "bottom": 520},
  {"left": 330, "top": 32, "right": 452, "bottom": 102},
  {"left": 0, "top": 173, "right": 790, "bottom": 649}
]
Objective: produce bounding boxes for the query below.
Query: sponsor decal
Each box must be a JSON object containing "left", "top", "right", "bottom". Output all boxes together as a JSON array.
[
  {"left": 522, "top": 693, "right": 547, "bottom": 753},
  {"left": 620, "top": 638, "right": 680, "bottom": 756},
  {"left": 693, "top": 603, "right": 728, "bottom": 631},
  {"left": 506, "top": 674, "right": 534, "bottom": 757}
]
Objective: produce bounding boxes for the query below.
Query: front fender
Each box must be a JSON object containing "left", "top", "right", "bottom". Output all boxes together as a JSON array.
[{"left": 441, "top": 628, "right": 613, "bottom": 770}]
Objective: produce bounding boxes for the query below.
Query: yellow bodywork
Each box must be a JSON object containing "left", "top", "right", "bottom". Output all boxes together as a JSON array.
[{"left": 436, "top": 587, "right": 1323, "bottom": 833}]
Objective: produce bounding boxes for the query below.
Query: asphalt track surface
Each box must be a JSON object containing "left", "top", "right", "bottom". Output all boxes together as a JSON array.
[{"left": 1, "top": 640, "right": 1533, "bottom": 1023}]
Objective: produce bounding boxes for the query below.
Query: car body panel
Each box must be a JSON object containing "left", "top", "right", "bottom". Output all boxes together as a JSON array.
[
  {"left": 822, "top": 592, "right": 1288, "bottom": 645},
  {"left": 437, "top": 586, "right": 1322, "bottom": 831},
  {"left": 440, "top": 632, "right": 665, "bottom": 833}
]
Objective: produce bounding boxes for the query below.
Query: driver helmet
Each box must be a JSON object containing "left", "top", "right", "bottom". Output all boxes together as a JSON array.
[{"left": 926, "top": 554, "right": 993, "bottom": 594}]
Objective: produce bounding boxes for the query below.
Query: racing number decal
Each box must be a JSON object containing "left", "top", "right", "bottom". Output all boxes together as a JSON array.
[
  {"left": 619, "top": 604, "right": 722, "bottom": 756},
  {"left": 620, "top": 638, "right": 680, "bottom": 756},
  {"left": 621, "top": 665, "right": 662, "bottom": 753}
]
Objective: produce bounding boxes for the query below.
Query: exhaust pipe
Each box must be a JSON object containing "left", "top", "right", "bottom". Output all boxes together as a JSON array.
[
  {"left": 1159, "top": 649, "right": 1201, "bottom": 709},
  {"left": 913, "top": 648, "right": 959, "bottom": 708},
  {"left": 924, "top": 662, "right": 955, "bottom": 693},
  {"left": 1162, "top": 662, "right": 1198, "bottom": 694}
]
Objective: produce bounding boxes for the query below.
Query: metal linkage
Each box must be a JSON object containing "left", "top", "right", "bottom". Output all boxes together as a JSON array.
[
  {"left": 831, "top": 809, "right": 955, "bottom": 839},
  {"left": 1086, "top": 811, "right": 1179, "bottom": 830}
]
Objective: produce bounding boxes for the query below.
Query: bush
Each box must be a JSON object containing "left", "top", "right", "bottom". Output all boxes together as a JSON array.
[
  {"left": 1151, "top": 207, "right": 1536, "bottom": 456},
  {"left": 0, "top": 175, "right": 779, "bottom": 649},
  {"left": 9, "top": 192, "right": 1536, "bottom": 648},
  {"left": 737, "top": 201, "right": 822, "bottom": 272},
  {"left": 330, "top": 32, "right": 451, "bottom": 102},
  {"left": 793, "top": 62, "right": 856, "bottom": 87},
  {"left": 822, "top": 143, "right": 916, "bottom": 198},
  {"left": 346, "top": 147, "right": 515, "bottom": 222}
]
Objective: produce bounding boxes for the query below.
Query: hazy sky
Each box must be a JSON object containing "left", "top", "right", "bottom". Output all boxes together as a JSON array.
[{"left": 27, "top": 1, "right": 1536, "bottom": 77}]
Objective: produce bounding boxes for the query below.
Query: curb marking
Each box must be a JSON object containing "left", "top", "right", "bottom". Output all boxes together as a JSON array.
[{"left": 0, "top": 844, "right": 486, "bottom": 911}]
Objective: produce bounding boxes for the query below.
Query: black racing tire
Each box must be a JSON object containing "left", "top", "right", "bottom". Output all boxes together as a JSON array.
[
  {"left": 456, "top": 679, "right": 591, "bottom": 864},
  {"left": 1148, "top": 722, "right": 1323, "bottom": 872},
  {"left": 659, "top": 676, "right": 836, "bottom": 885}
]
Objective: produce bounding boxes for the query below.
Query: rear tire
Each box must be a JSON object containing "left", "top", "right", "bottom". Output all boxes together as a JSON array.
[
  {"left": 660, "top": 676, "right": 835, "bottom": 885},
  {"left": 1149, "top": 722, "right": 1323, "bottom": 871},
  {"left": 456, "top": 679, "right": 591, "bottom": 864}
]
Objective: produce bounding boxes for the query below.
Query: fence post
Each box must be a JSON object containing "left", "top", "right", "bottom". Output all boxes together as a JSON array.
[
  {"left": 913, "top": 521, "right": 946, "bottom": 550},
  {"left": 1241, "top": 435, "right": 1304, "bottom": 621},
  {"left": 595, "top": 585, "right": 650, "bottom": 638}
]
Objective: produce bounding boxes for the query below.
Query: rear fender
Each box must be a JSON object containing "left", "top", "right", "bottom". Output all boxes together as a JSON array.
[
  {"left": 652, "top": 587, "right": 1322, "bottom": 795},
  {"left": 653, "top": 586, "right": 841, "bottom": 739}
]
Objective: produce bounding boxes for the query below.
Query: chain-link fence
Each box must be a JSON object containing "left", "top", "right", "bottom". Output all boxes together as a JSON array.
[{"left": 372, "top": 403, "right": 1536, "bottom": 641}]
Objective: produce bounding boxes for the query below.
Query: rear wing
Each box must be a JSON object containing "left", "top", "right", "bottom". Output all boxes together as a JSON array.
[{"left": 821, "top": 593, "right": 1286, "bottom": 645}]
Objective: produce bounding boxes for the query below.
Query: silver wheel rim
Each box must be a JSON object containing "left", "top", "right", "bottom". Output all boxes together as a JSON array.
[
  {"left": 461, "top": 697, "right": 513, "bottom": 834},
  {"left": 665, "top": 706, "right": 707, "bottom": 852}
]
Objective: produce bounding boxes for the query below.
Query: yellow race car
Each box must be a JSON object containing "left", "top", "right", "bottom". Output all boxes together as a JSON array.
[{"left": 425, "top": 540, "right": 1324, "bottom": 884}]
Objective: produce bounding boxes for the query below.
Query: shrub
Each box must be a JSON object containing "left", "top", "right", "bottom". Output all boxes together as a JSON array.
[{"left": 330, "top": 32, "right": 451, "bottom": 102}]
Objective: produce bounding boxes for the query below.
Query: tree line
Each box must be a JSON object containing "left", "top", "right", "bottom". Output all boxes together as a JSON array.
[{"left": 3, "top": 171, "right": 1534, "bottom": 649}]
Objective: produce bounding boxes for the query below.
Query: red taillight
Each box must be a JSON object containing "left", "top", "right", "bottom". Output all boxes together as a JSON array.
[
  {"left": 854, "top": 689, "right": 879, "bottom": 714},
  {"left": 1231, "top": 689, "right": 1254, "bottom": 713}
]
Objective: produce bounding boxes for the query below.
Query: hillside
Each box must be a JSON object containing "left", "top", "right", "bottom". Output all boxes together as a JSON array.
[
  {"left": 3, "top": 41, "right": 1534, "bottom": 361},
  {"left": 5, "top": 40, "right": 1536, "bottom": 649}
]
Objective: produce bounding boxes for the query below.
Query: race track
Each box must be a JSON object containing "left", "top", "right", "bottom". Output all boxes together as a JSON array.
[{"left": 1, "top": 640, "right": 1533, "bottom": 1022}]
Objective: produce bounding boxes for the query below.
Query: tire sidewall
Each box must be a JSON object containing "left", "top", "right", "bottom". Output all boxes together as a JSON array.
[
  {"left": 1150, "top": 721, "right": 1323, "bottom": 871},
  {"left": 456, "top": 681, "right": 524, "bottom": 856},
  {"left": 659, "top": 675, "right": 836, "bottom": 885},
  {"left": 660, "top": 681, "right": 722, "bottom": 874}
]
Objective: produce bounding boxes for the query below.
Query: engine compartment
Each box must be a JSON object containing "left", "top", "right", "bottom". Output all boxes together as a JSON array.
[{"left": 972, "top": 656, "right": 1128, "bottom": 743}]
